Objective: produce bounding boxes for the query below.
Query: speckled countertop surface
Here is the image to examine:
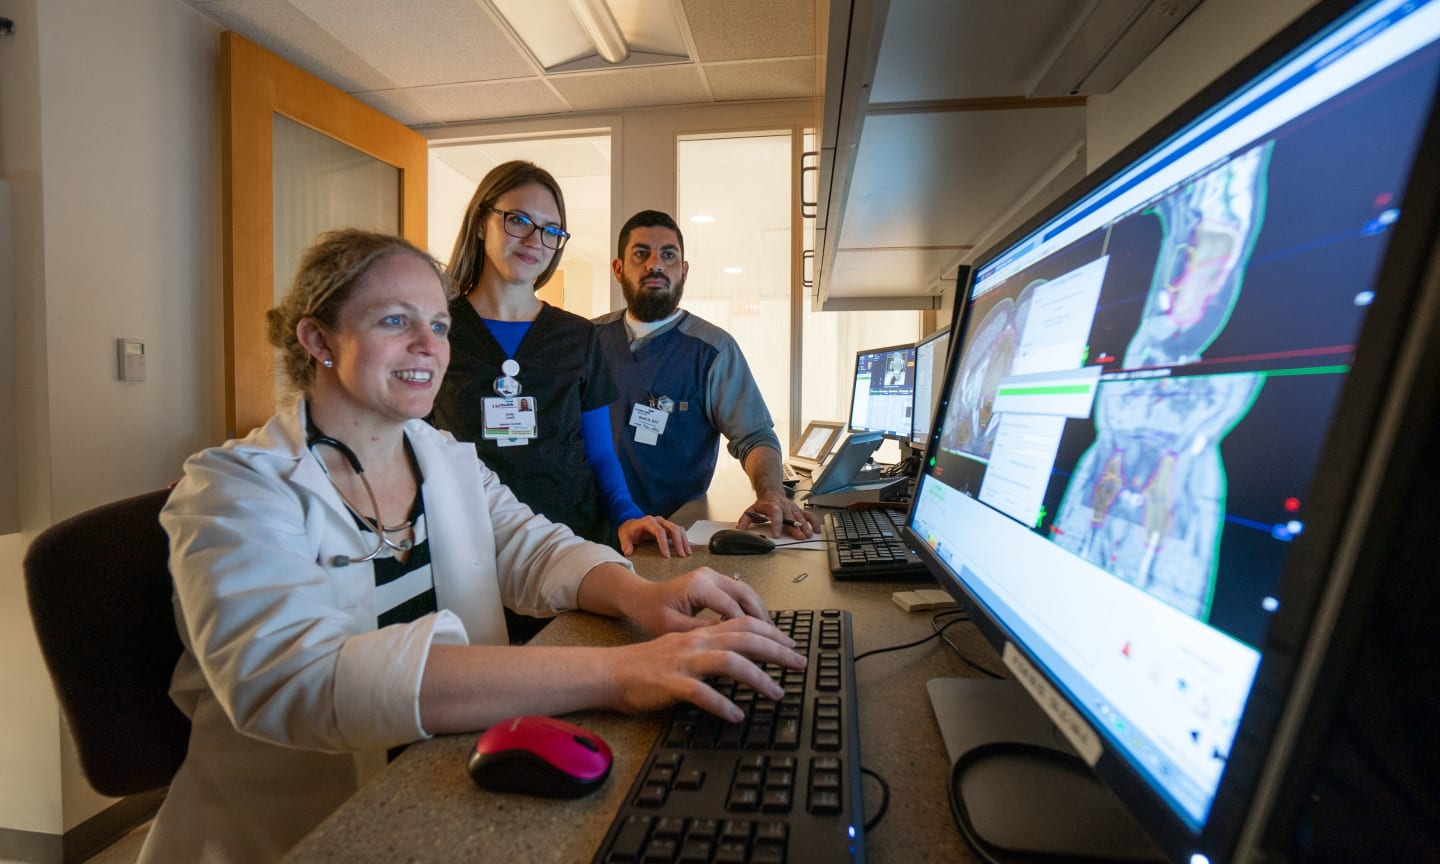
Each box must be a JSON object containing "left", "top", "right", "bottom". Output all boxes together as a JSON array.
[{"left": 283, "top": 470, "right": 996, "bottom": 863}]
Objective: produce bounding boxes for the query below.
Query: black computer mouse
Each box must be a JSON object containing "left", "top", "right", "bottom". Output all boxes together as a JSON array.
[
  {"left": 467, "top": 715, "right": 612, "bottom": 799},
  {"left": 708, "top": 529, "right": 777, "bottom": 555}
]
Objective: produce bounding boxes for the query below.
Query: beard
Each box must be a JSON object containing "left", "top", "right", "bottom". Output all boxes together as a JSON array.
[{"left": 621, "top": 271, "right": 686, "bottom": 322}]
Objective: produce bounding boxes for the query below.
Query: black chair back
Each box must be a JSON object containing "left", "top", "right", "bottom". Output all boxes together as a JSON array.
[{"left": 23, "top": 489, "right": 189, "bottom": 796}]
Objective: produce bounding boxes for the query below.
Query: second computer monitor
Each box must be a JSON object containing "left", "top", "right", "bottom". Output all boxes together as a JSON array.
[
  {"left": 909, "top": 328, "right": 951, "bottom": 447},
  {"left": 847, "top": 343, "right": 916, "bottom": 439}
]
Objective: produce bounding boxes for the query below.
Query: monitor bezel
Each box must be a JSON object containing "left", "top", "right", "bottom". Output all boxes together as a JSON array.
[
  {"left": 846, "top": 341, "right": 919, "bottom": 439},
  {"left": 904, "top": 0, "right": 1440, "bottom": 859}
]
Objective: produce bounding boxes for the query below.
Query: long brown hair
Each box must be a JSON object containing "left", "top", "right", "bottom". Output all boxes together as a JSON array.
[{"left": 446, "top": 160, "right": 567, "bottom": 296}]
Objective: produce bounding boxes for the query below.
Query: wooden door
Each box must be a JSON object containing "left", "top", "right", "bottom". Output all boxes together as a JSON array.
[{"left": 222, "top": 32, "right": 427, "bottom": 436}]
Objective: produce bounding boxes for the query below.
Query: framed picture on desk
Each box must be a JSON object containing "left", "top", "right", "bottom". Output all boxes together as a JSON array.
[{"left": 788, "top": 420, "right": 844, "bottom": 474}]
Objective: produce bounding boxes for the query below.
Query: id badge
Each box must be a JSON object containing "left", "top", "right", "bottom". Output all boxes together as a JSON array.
[
  {"left": 629, "top": 403, "right": 669, "bottom": 446},
  {"left": 482, "top": 396, "right": 538, "bottom": 446}
]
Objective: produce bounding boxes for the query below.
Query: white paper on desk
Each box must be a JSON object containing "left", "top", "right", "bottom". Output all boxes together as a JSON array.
[{"left": 686, "top": 519, "right": 740, "bottom": 544}]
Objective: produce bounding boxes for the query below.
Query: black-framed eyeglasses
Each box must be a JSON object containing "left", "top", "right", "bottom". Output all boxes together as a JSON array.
[{"left": 486, "top": 207, "right": 570, "bottom": 250}]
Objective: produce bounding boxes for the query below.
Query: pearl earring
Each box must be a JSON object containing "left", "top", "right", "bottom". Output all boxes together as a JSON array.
[{"left": 322, "top": 358, "right": 334, "bottom": 368}]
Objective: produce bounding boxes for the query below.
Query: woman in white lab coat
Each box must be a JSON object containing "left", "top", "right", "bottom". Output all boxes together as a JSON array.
[{"left": 140, "top": 229, "right": 803, "bottom": 864}]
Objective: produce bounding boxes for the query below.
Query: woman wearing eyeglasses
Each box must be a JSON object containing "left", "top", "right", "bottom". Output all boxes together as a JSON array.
[{"left": 432, "top": 162, "right": 690, "bottom": 639}]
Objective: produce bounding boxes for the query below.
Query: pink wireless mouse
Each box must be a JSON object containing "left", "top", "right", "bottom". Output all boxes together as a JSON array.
[{"left": 467, "top": 715, "right": 612, "bottom": 799}]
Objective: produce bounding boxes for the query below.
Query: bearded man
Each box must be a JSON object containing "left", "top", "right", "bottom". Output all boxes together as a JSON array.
[{"left": 594, "top": 210, "right": 819, "bottom": 539}]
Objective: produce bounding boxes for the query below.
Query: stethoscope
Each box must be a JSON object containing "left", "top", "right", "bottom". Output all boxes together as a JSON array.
[{"left": 307, "top": 432, "right": 414, "bottom": 568}]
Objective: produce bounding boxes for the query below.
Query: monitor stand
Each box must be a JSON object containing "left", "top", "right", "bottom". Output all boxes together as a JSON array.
[
  {"left": 927, "top": 678, "right": 1165, "bottom": 862},
  {"left": 803, "top": 476, "right": 908, "bottom": 508}
]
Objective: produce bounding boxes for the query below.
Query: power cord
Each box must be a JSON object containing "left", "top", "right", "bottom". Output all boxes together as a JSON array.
[
  {"left": 931, "top": 612, "right": 1006, "bottom": 679},
  {"left": 852, "top": 613, "right": 971, "bottom": 662},
  {"left": 947, "top": 742, "right": 1151, "bottom": 864}
]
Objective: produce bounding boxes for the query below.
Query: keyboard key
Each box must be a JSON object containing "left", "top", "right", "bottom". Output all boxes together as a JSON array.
[
  {"left": 608, "top": 816, "right": 651, "bottom": 862},
  {"left": 653, "top": 817, "right": 686, "bottom": 841},
  {"left": 677, "top": 839, "right": 712, "bottom": 864},
  {"left": 641, "top": 838, "right": 676, "bottom": 863},
  {"left": 719, "top": 820, "right": 752, "bottom": 843},
  {"left": 714, "top": 842, "right": 748, "bottom": 864},
  {"left": 808, "top": 790, "right": 841, "bottom": 814}
]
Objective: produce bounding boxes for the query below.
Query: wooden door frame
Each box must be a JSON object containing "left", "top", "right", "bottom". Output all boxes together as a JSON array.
[{"left": 222, "top": 32, "right": 427, "bottom": 436}]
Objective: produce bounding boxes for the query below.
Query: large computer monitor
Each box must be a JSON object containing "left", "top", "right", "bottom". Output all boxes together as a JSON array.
[
  {"left": 847, "top": 343, "right": 917, "bottom": 439},
  {"left": 906, "top": 0, "right": 1440, "bottom": 861},
  {"left": 909, "top": 328, "right": 951, "bottom": 448}
]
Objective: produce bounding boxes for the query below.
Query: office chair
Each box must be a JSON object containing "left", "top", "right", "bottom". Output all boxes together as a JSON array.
[{"left": 23, "top": 489, "right": 190, "bottom": 797}]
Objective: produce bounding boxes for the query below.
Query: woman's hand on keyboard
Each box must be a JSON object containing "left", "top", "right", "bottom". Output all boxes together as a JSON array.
[{"left": 604, "top": 616, "right": 806, "bottom": 722}]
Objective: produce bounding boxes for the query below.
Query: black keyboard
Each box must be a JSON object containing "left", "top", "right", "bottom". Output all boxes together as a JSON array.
[
  {"left": 592, "top": 610, "right": 865, "bottom": 864},
  {"left": 824, "top": 508, "right": 932, "bottom": 580}
]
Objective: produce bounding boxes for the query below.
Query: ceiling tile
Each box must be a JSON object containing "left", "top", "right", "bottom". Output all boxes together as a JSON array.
[
  {"left": 551, "top": 65, "right": 709, "bottom": 111},
  {"left": 361, "top": 79, "right": 571, "bottom": 125},
  {"left": 290, "top": 0, "right": 533, "bottom": 88},
  {"left": 681, "top": 0, "right": 814, "bottom": 62},
  {"left": 351, "top": 90, "right": 443, "bottom": 126},
  {"left": 185, "top": 0, "right": 394, "bottom": 92},
  {"left": 704, "top": 59, "right": 816, "bottom": 102}
]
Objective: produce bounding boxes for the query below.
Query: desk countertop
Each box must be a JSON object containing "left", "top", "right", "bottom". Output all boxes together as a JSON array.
[{"left": 282, "top": 467, "right": 996, "bottom": 863}]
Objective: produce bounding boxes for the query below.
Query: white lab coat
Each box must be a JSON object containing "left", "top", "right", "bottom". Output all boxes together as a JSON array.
[{"left": 139, "top": 401, "right": 631, "bottom": 863}]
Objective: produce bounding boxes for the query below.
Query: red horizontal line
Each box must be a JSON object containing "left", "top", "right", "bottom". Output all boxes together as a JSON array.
[{"left": 1125, "top": 344, "right": 1353, "bottom": 373}]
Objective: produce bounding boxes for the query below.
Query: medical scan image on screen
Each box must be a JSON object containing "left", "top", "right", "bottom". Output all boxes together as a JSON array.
[
  {"left": 912, "top": 4, "right": 1440, "bottom": 830},
  {"left": 849, "top": 346, "right": 916, "bottom": 437}
]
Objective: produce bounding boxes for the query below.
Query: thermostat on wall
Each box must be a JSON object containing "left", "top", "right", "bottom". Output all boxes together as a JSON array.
[{"left": 117, "top": 338, "right": 146, "bottom": 382}]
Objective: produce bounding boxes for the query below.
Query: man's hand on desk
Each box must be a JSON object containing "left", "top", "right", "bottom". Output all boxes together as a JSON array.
[
  {"left": 603, "top": 614, "right": 806, "bottom": 723},
  {"left": 738, "top": 491, "right": 820, "bottom": 539}
]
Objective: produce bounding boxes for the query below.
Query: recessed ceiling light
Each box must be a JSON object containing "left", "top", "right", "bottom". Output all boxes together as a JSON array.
[
  {"left": 690, "top": 214, "right": 715, "bottom": 223},
  {"left": 723, "top": 267, "right": 743, "bottom": 274}
]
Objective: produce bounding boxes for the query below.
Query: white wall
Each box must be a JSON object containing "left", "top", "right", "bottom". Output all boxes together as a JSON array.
[
  {"left": 426, "top": 154, "right": 474, "bottom": 267},
  {"left": 1086, "top": 0, "right": 1322, "bottom": 172},
  {"left": 0, "top": 0, "right": 223, "bottom": 843}
]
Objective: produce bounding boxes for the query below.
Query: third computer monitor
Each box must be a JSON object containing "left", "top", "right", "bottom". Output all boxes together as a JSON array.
[{"left": 847, "top": 343, "right": 916, "bottom": 439}]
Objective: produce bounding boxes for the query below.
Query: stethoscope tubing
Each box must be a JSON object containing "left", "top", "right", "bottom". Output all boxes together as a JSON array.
[{"left": 307, "top": 433, "right": 412, "bottom": 567}]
